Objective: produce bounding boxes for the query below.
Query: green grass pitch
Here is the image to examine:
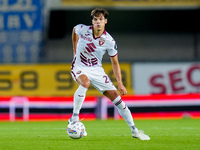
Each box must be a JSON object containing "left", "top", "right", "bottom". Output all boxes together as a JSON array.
[{"left": 0, "top": 119, "right": 200, "bottom": 150}]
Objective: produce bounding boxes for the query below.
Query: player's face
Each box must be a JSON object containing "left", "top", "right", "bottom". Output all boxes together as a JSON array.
[{"left": 92, "top": 14, "right": 107, "bottom": 32}]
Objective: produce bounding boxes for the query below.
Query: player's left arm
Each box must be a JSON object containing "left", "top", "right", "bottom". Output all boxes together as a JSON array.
[{"left": 110, "top": 55, "right": 127, "bottom": 95}]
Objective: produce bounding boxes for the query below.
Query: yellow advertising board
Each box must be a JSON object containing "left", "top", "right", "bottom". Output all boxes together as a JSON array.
[
  {"left": 62, "top": 0, "right": 200, "bottom": 7},
  {"left": 0, "top": 63, "right": 133, "bottom": 96}
]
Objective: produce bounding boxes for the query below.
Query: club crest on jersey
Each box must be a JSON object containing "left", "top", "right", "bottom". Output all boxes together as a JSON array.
[{"left": 99, "top": 39, "right": 105, "bottom": 46}]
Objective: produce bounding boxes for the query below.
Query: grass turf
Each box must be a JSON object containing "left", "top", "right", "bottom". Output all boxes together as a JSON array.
[{"left": 0, "top": 119, "right": 200, "bottom": 150}]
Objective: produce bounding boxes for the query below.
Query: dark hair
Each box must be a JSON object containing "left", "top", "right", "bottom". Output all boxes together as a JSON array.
[{"left": 91, "top": 7, "right": 109, "bottom": 19}]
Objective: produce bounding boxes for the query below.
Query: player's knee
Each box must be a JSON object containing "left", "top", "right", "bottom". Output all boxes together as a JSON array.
[
  {"left": 111, "top": 91, "right": 120, "bottom": 100},
  {"left": 81, "top": 81, "right": 90, "bottom": 89},
  {"left": 77, "top": 75, "right": 90, "bottom": 88},
  {"left": 103, "top": 90, "right": 120, "bottom": 101}
]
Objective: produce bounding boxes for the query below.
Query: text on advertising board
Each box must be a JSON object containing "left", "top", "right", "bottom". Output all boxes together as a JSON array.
[{"left": 0, "top": 63, "right": 133, "bottom": 96}]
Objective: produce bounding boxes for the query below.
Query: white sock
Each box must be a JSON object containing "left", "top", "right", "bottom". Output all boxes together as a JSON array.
[
  {"left": 72, "top": 85, "right": 88, "bottom": 121},
  {"left": 112, "top": 96, "right": 138, "bottom": 133}
]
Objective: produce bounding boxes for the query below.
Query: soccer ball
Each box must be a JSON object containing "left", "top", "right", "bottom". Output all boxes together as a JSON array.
[{"left": 67, "top": 121, "right": 85, "bottom": 139}]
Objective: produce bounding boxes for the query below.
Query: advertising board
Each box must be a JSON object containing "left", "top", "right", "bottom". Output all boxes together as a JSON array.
[
  {"left": 0, "top": 63, "right": 133, "bottom": 96},
  {"left": 132, "top": 63, "right": 200, "bottom": 94}
]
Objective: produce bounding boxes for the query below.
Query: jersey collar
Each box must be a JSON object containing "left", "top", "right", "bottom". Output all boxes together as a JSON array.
[{"left": 89, "top": 25, "right": 107, "bottom": 39}]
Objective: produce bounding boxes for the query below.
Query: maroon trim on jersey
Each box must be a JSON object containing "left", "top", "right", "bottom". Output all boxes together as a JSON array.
[
  {"left": 110, "top": 53, "right": 118, "bottom": 57},
  {"left": 80, "top": 53, "right": 88, "bottom": 66},
  {"left": 89, "top": 26, "right": 106, "bottom": 40},
  {"left": 89, "top": 26, "right": 93, "bottom": 29},
  {"left": 80, "top": 52, "right": 98, "bottom": 67},
  {"left": 71, "top": 71, "right": 77, "bottom": 80},
  {"left": 71, "top": 57, "right": 76, "bottom": 70}
]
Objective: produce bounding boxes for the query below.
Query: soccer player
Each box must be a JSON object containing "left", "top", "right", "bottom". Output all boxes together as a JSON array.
[{"left": 69, "top": 7, "right": 150, "bottom": 140}]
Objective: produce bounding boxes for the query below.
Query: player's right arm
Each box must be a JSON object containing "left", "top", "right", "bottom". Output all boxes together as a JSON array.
[{"left": 72, "top": 27, "right": 79, "bottom": 57}]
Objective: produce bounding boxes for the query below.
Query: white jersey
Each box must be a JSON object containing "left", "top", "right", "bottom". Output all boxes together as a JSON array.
[{"left": 72, "top": 24, "right": 118, "bottom": 69}]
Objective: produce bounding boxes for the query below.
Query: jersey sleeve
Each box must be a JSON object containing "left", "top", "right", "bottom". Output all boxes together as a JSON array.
[
  {"left": 74, "top": 24, "right": 85, "bottom": 36},
  {"left": 107, "top": 40, "right": 118, "bottom": 57}
]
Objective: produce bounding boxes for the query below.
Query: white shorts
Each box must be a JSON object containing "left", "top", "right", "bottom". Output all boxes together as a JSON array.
[{"left": 71, "top": 66, "right": 117, "bottom": 94}]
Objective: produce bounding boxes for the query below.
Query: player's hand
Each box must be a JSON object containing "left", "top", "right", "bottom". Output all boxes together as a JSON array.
[{"left": 118, "top": 83, "right": 127, "bottom": 95}]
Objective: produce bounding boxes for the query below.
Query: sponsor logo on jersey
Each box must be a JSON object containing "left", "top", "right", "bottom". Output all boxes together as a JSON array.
[
  {"left": 99, "top": 38, "right": 105, "bottom": 46},
  {"left": 81, "top": 35, "right": 92, "bottom": 42}
]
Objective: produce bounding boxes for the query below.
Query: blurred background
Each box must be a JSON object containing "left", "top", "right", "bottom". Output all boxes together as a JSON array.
[{"left": 0, "top": 0, "right": 200, "bottom": 121}]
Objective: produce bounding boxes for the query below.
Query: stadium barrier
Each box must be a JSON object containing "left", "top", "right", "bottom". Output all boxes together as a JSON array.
[
  {"left": 104, "top": 94, "right": 200, "bottom": 120},
  {"left": 0, "top": 96, "right": 98, "bottom": 121},
  {"left": 0, "top": 94, "right": 200, "bottom": 121}
]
